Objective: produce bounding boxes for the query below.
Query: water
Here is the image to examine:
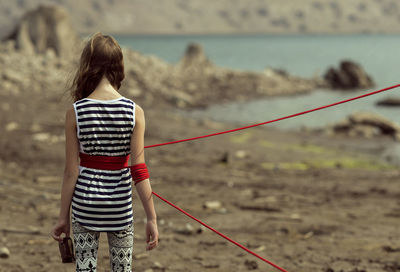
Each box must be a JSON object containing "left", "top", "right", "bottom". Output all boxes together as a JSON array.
[
  {"left": 183, "top": 89, "right": 400, "bottom": 130},
  {"left": 115, "top": 34, "right": 400, "bottom": 130}
]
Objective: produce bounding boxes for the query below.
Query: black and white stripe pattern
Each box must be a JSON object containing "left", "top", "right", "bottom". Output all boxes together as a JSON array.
[{"left": 71, "top": 97, "right": 135, "bottom": 231}]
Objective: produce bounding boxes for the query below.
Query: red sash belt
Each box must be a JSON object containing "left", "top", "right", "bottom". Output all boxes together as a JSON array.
[
  {"left": 79, "top": 152, "right": 130, "bottom": 170},
  {"left": 79, "top": 152, "right": 149, "bottom": 185}
]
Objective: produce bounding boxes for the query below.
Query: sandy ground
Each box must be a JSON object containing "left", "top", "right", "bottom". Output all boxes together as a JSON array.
[{"left": 0, "top": 91, "right": 400, "bottom": 272}]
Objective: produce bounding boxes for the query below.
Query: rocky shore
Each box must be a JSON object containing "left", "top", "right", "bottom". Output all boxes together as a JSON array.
[
  {"left": 1, "top": 5, "right": 376, "bottom": 111},
  {"left": 3, "top": 0, "right": 400, "bottom": 36},
  {"left": 0, "top": 5, "right": 378, "bottom": 164},
  {"left": 1, "top": 5, "right": 399, "bottom": 272}
]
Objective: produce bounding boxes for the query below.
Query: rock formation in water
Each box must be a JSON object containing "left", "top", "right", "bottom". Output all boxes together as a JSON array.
[
  {"left": 376, "top": 97, "right": 400, "bottom": 107},
  {"left": 3, "top": 5, "right": 81, "bottom": 57},
  {"left": 177, "top": 43, "right": 214, "bottom": 71},
  {"left": 327, "top": 111, "right": 400, "bottom": 140},
  {"left": 169, "top": 42, "right": 322, "bottom": 107},
  {"left": 0, "top": 5, "right": 325, "bottom": 112},
  {"left": 324, "top": 60, "right": 374, "bottom": 89}
]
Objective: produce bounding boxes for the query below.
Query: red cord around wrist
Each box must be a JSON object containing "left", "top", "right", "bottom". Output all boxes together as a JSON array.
[{"left": 130, "top": 163, "right": 150, "bottom": 185}]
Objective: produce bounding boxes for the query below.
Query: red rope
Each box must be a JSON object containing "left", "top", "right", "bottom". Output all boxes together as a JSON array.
[
  {"left": 147, "top": 84, "right": 400, "bottom": 271},
  {"left": 152, "top": 191, "right": 289, "bottom": 272},
  {"left": 144, "top": 83, "right": 400, "bottom": 149}
]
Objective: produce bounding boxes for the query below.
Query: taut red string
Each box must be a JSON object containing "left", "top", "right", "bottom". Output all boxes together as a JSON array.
[
  {"left": 152, "top": 192, "right": 289, "bottom": 272},
  {"left": 144, "top": 83, "right": 400, "bottom": 149},
  {"left": 144, "top": 84, "right": 400, "bottom": 271}
]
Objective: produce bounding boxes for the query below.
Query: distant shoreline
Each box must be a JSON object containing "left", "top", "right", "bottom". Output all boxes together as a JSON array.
[
  {"left": 5, "top": 0, "right": 400, "bottom": 43},
  {"left": 81, "top": 31, "right": 400, "bottom": 38}
]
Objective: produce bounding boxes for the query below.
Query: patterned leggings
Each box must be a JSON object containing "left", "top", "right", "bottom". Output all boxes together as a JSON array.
[{"left": 71, "top": 214, "right": 134, "bottom": 272}]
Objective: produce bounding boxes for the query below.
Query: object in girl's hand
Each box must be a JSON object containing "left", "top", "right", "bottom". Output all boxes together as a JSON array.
[{"left": 59, "top": 237, "right": 75, "bottom": 263}]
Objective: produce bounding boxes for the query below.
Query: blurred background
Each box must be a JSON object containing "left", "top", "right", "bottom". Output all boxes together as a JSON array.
[
  {"left": 3, "top": 0, "right": 400, "bottom": 129},
  {"left": 2, "top": 0, "right": 400, "bottom": 36}
]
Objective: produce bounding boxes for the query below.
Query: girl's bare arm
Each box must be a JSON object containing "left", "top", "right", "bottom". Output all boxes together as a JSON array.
[
  {"left": 51, "top": 106, "right": 79, "bottom": 241},
  {"left": 130, "top": 104, "right": 156, "bottom": 219},
  {"left": 130, "top": 104, "right": 158, "bottom": 250},
  {"left": 58, "top": 106, "right": 80, "bottom": 221}
]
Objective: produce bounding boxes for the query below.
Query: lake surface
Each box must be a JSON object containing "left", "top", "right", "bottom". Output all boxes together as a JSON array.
[{"left": 115, "top": 34, "right": 400, "bottom": 130}]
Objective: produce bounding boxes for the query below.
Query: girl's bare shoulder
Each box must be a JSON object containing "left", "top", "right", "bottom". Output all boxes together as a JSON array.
[
  {"left": 65, "top": 105, "right": 77, "bottom": 126},
  {"left": 135, "top": 103, "right": 144, "bottom": 117},
  {"left": 66, "top": 105, "right": 75, "bottom": 118}
]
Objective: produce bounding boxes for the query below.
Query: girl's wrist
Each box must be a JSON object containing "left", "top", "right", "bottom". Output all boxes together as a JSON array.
[{"left": 58, "top": 214, "right": 70, "bottom": 223}]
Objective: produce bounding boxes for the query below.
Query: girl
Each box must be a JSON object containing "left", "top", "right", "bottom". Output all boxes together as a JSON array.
[{"left": 51, "top": 32, "right": 158, "bottom": 271}]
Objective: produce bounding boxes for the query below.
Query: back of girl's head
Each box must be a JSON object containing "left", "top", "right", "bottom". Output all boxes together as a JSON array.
[{"left": 71, "top": 32, "right": 124, "bottom": 101}]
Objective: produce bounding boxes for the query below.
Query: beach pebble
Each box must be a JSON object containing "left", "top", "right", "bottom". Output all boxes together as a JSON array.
[
  {"left": 197, "top": 225, "right": 207, "bottom": 234},
  {"left": 290, "top": 213, "right": 301, "bottom": 220},
  {"left": 5, "top": 122, "right": 18, "bottom": 132},
  {"left": 201, "top": 260, "right": 220, "bottom": 268},
  {"left": 219, "top": 151, "right": 230, "bottom": 163},
  {"left": 217, "top": 207, "right": 228, "bottom": 214},
  {"left": 235, "top": 150, "right": 248, "bottom": 159},
  {"left": 254, "top": 245, "right": 266, "bottom": 252},
  {"left": 32, "top": 132, "right": 50, "bottom": 142},
  {"left": 34, "top": 176, "right": 58, "bottom": 184},
  {"left": 0, "top": 247, "right": 10, "bottom": 258},
  {"left": 134, "top": 252, "right": 149, "bottom": 260},
  {"left": 303, "top": 231, "right": 314, "bottom": 239},
  {"left": 203, "top": 200, "right": 222, "bottom": 210},
  {"left": 244, "top": 259, "right": 258, "bottom": 270},
  {"left": 152, "top": 261, "right": 164, "bottom": 269},
  {"left": 173, "top": 223, "right": 196, "bottom": 235}
]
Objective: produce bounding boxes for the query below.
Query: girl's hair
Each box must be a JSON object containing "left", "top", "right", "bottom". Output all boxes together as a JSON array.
[{"left": 70, "top": 32, "right": 124, "bottom": 101}]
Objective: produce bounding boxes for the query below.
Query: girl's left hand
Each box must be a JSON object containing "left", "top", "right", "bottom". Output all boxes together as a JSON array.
[
  {"left": 51, "top": 218, "right": 70, "bottom": 242},
  {"left": 145, "top": 219, "right": 159, "bottom": 251}
]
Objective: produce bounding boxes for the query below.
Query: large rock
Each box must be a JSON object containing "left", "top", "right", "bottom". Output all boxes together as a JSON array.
[
  {"left": 324, "top": 60, "right": 374, "bottom": 89},
  {"left": 348, "top": 112, "right": 400, "bottom": 134},
  {"left": 176, "top": 42, "right": 214, "bottom": 73},
  {"left": 0, "top": 247, "right": 10, "bottom": 258},
  {"left": 376, "top": 97, "right": 400, "bottom": 107},
  {"left": 328, "top": 111, "right": 400, "bottom": 139},
  {"left": 167, "top": 42, "right": 319, "bottom": 106},
  {"left": 0, "top": 7, "right": 322, "bottom": 114},
  {"left": 3, "top": 4, "right": 81, "bottom": 57}
]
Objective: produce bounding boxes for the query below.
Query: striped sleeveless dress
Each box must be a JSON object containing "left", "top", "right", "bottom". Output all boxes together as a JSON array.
[{"left": 71, "top": 96, "right": 135, "bottom": 232}]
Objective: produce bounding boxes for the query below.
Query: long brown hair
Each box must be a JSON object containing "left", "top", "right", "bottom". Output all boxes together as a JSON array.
[{"left": 70, "top": 32, "right": 124, "bottom": 101}]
